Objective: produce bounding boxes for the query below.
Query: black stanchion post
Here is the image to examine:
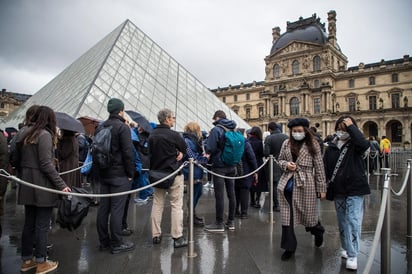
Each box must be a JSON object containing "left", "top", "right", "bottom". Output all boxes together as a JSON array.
[
  {"left": 381, "top": 168, "right": 391, "bottom": 274},
  {"left": 406, "top": 159, "right": 412, "bottom": 274},
  {"left": 407, "top": 159, "right": 412, "bottom": 251},
  {"left": 187, "top": 158, "right": 196, "bottom": 258},
  {"left": 269, "top": 155, "right": 274, "bottom": 224}
]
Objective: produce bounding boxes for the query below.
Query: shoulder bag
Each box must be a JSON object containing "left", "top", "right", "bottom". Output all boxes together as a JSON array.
[{"left": 326, "top": 145, "right": 348, "bottom": 201}]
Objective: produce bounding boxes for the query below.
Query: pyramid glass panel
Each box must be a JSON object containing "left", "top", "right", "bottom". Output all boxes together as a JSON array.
[{"left": 4, "top": 20, "right": 249, "bottom": 132}]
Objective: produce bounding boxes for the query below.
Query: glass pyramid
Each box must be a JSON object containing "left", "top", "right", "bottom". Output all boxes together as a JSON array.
[{"left": 4, "top": 20, "right": 249, "bottom": 132}]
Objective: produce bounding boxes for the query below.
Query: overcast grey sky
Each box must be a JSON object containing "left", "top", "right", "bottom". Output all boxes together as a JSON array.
[{"left": 0, "top": 0, "right": 411, "bottom": 95}]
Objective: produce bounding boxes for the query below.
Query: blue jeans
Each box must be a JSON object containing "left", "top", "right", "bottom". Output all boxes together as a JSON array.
[
  {"left": 135, "top": 171, "right": 153, "bottom": 199},
  {"left": 334, "top": 196, "right": 364, "bottom": 257},
  {"left": 21, "top": 205, "right": 53, "bottom": 262},
  {"left": 193, "top": 182, "right": 203, "bottom": 209}
]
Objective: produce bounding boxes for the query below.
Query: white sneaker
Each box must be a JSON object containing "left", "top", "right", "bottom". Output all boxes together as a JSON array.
[
  {"left": 134, "top": 197, "right": 149, "bottom": 205},
  {"left": 340, "top": 250, "right": 348, "bottom": 259},
  {"left": 346, "top": 257, "right": 357, "bottom": 270}
]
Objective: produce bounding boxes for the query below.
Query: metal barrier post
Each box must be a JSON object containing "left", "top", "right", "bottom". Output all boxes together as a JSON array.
[
  {"left": 381, "top": 167, "right": 391, "bottom": 274},
  {"left": 269, "top": 155, "right": 274, "bottom": 224},
  {"left": 187, "top": 158, "right": 196, "bottom": 258},
  {"left": 407, "top": 159, "right": 412, "bottom": 251}
]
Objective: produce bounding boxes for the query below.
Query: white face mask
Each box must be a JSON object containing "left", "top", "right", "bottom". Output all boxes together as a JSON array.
[
  {"left": 336, "top": 130, "right": 350, "bottom": 140},
  {"left": 292, "top": 132, "right": 305, "bottom": 141}
]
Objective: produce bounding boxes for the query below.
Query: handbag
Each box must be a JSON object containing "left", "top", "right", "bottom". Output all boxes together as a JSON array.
[
  {"left": 284, "top": 177, "right": 294, "bottom": 194},
  {"left": 326, "top": 145, "right": 349, "bottom": 201},
  {"left": 149, "top": 170, "right": 177, "bottom": 189}
]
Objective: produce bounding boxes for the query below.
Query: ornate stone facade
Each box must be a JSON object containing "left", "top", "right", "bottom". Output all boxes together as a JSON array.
[
  {"left": 211, "top": 11, "right": 412, "bottom": 146},
  {"left": 0, "top": 89, "right": 31, "bottom": 123}
]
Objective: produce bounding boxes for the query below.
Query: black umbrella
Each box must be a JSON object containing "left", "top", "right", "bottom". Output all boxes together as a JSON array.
[
  {"left": 55, "top": 112, "right": 85, "bottom": 133},
  {"left": 125, "top": 110, "right": 153, "bottom": 133}
]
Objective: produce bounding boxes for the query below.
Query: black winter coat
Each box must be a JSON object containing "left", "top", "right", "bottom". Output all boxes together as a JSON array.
[
  {"left": 95, "top": 114, "right": 135, "bottom": 181},
  {"left": 248, "top": 136, "right": 267, "bottom": 192},
  {"left": 323, "top": 125, "right": 371, "bottom": 197},
  {"left": 149, "top": 124, "right": 187, "bottom": 173},
  {"left": 235, "top": 139, "right": 258, "bottom": 189}
]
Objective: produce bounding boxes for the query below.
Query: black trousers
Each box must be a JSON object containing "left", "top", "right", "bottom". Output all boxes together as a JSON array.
[
  {"left": 281, "top": 190, "right": 323, "bottom": 252},
  {"left": 212, "top": 166, "right": 236, "bottom": 223},
  {"left": 21, "top": 205, "right": 53, "bottom": 262},
  {"left": 97, "top": 179, "right": 129, "bottom": 247},
  {"left": 235, "top": 186, "right": 249, "bottom": 215}
]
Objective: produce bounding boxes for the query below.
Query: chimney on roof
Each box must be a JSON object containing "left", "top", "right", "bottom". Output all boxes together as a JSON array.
[
  {"left": 272, "top": 27, "right": 281, "bottom": 44},
  {"left": 327, "top": 10, "right": 337, "bottom": 47}
]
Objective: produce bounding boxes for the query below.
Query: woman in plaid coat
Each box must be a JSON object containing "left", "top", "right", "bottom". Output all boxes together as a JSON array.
[{"left": 277, "top": 118, "right": 327, "bottom": 261}]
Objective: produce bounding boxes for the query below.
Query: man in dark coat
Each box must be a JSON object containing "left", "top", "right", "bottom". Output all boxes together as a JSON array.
[
  {"left": 149, "top": 108, "right": 188, "bottom": 248},
  {"left": 204, "top": 110, "right": 239, "bottom": 232},
  {"left": 264, "top": 122, "right": 288, "bottom": 211},
  {"left": 95, "top": 98, "right": 135, "bottom": 254},
  {"left": 0, "top": 131, "right": 9, "bottom": 219}
]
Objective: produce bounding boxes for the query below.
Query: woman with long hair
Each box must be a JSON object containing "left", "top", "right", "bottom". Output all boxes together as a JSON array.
[
  {"left": 323, "top": 116, "right": 370, "bottom": 270},
  {"left": 182, "top": 122, "right": 209, "bottom": 226},
  {"left": 15, "top": 106, "right": 71, "bottom": 274},
  {"left": 277, "top": 118, "right": 326, "bottom": 261},
  {"left": 248, "top": 126, "right": 266, "bottom": 209}
]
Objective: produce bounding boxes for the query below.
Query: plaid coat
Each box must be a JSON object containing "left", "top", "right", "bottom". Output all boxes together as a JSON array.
[{"left": 277, "top": 139, "right": 326, "bottom": 227}]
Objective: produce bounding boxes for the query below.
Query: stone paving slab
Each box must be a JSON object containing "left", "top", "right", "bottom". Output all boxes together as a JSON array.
[{"left": 0, "top": 175, "right": 409, "bottom": 274}]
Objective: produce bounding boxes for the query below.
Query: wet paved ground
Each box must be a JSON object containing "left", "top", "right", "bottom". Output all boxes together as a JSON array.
[{"left": 0, "top": 174, "right": 411, "bottom": 274}]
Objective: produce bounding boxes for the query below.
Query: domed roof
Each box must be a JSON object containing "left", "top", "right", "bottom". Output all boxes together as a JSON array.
[{"left": 270, "top": 15, "right": 336, "bottom": 55}]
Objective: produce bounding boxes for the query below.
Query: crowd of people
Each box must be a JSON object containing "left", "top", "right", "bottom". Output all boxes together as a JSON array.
[{"left": 0, "top": 98, "right": 395, "bottom": 273}]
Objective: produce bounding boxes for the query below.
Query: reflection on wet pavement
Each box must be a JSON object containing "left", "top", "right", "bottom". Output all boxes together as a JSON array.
[{"left": 0, "top": 174, "right": 410, "bottom": 273}]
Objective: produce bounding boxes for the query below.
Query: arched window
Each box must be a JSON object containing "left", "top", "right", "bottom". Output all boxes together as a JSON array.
[
  {"left": 290, "top": 97, "right": 299, "bottom": 115},
  {"left": 273, "top": 64, "right": 280, "bottom": 78},
  {"left": 313, "top": 55, "right": 321, "bottom": 71},
  {"left": 292, "top": 60, "right": 299, "bottom": 75},
  {"left": 0, "top": 103, "right": 4, "bottom": 109},
  {"left": 313, "top": 79, "right": 320, "bottom": 88}
]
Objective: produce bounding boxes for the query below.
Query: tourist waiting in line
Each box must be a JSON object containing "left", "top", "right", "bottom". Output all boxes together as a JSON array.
[
  {"left": 235, "top": 129, "right": 258, "bottom": 219},
  {"left": 368, "top": 136, "right": 380, "bottom": 174},
  {"left": 149, "top": 108, "right": 188, "bottom": 248},
  {"left": 264, "top": 122, "right": 288, "bottom": 212},
  {"left": 379, "top": 135, "right": 391, "bottom": 168},
  {"left": 182, "top": 122, "right": 209, "bottom": 226},
  {"left": 13, "top": 106, "right": 71, "bottom": 274},
  {"left": 277, "top": 117, "right": 326, "bottom": 261},
  {"left": 204, "top": 110, "right": 239, "bottom": 232},
  {"left": 95, "top": 98, "right": 136, "bottom": 254},
  {"left": 134, "top": 122, "right": 155, "bottom": 205},
  {"left": 57, "top": 129, "right": 81, "bottom": 188},
  {"left": 248, "top": 126, "right": 266, "bottom": 209},
  {"left": 121, "top": 120, "right": 142, "bottom": 236},
  {"left": 323, "top": 116, "right": 371, "bottom": 271}
]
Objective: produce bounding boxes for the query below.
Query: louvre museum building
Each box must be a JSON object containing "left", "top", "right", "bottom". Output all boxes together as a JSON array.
[{"left": 212, "top": 11, "right": 412, "bottom": 146}]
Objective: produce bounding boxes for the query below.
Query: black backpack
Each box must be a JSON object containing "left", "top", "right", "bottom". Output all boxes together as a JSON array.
[
  {"left": 56, "top": 187, "right": 93, "bottom": 231},
  {"left": 92, "top": 125, "right": 113, "bottom": 169}
]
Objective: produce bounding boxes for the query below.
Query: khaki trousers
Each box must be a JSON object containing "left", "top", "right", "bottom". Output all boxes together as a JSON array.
[{"left": 151, "top": 175, "right": 184, "bottom": 239}]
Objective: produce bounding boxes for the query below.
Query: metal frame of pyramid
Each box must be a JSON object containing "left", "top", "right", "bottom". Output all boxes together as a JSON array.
[{"left": 4, "top": 19, "right": 249, "bottom": 132}]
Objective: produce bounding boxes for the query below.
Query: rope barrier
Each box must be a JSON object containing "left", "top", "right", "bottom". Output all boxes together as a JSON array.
[
  {"left": 58, "top": 162, "right": 92, "bottom": 176},
  {"left": 196, "top": 157, "right": 271, "bottom": 180},
  {"left": 391, "top": 164, "right": 411, "bottom": 196},
  {"left": 0, "top": 162, "right": 187, "bottom": 198}
]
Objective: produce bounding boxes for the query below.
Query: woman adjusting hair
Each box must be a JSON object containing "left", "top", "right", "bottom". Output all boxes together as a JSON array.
[{"left": 323, "top": 116, "right": 370, "bottom": 271}]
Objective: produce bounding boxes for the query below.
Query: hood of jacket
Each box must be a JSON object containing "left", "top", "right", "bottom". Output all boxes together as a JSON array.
[{"left": 213, "top": 118, "right": 237, "bottom": 130}]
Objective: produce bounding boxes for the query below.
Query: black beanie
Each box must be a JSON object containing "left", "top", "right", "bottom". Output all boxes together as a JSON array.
[{"left": 107, "top": 98, "right": 124, "bottom": 114}]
